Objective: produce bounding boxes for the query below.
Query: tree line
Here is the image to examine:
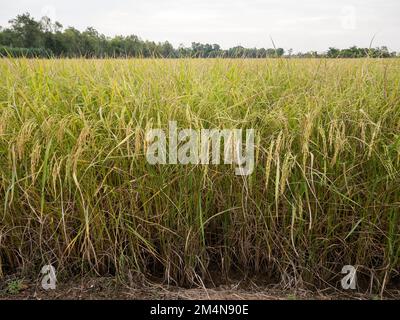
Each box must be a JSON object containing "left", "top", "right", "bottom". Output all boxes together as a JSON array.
[{"left": 0, "top": 13, "right": 397, "bottom": 58}]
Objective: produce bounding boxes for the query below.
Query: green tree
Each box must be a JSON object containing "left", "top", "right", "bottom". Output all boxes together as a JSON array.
[{"left": 9, "top": 13, "right": 43, "bottom": 48}]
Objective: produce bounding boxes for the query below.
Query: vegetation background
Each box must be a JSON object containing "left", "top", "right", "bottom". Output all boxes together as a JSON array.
[{"left": 0, "top": 13, "right": 398, "bottom": 58}]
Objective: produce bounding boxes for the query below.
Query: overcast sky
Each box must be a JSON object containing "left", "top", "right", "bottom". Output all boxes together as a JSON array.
[{"left": 1, "top": 0, "right": 399, "bottom": 52}]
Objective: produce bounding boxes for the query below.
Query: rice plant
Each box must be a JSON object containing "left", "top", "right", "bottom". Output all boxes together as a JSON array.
[{"left": 0, "top": 58, "right": 399, "bottom": 293}]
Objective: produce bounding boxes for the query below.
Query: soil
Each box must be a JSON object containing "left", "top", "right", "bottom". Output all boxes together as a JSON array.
[{"left": 1, "top": 276, "right": 399, "bottom": 300}]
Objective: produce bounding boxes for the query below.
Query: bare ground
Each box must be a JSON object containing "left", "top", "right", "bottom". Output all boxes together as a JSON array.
[{"left": 1, "top": 276, "right": 399, "bottom": 300}]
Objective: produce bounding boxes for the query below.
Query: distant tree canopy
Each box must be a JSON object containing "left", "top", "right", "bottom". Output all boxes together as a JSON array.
[
  {"left": 326, "top": 46, "right": 395, "bottom": 58},
  {"left": 0, "top": 13, "right": 397, "bottom": 58}
]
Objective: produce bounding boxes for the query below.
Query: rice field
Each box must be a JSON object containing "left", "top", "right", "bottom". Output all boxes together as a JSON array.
[{"left": 0, "top": 58, "right": 399, "bottom": 293}]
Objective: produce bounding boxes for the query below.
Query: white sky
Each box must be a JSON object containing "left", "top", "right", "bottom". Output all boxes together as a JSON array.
[{"left": 1, "top": 0, "right": 399, "bottom": 52}]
